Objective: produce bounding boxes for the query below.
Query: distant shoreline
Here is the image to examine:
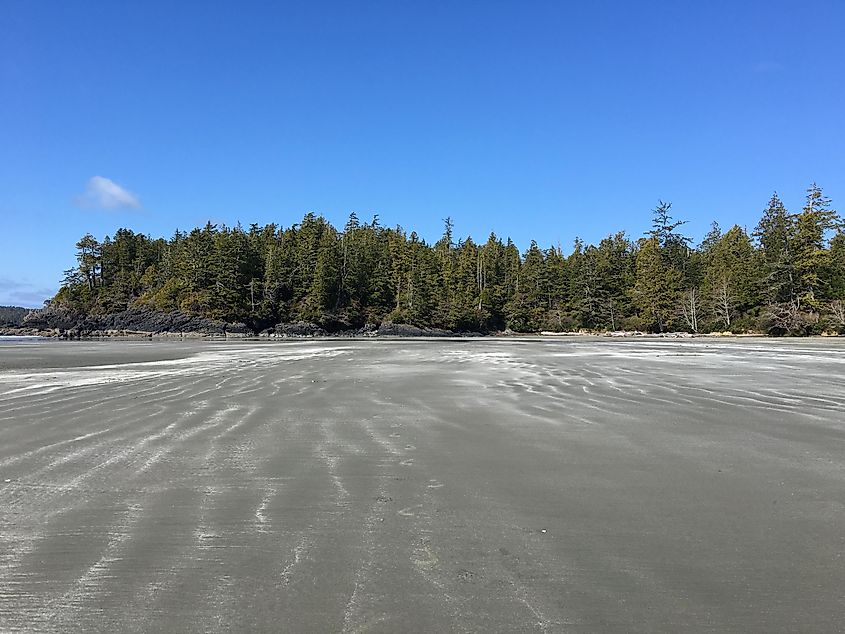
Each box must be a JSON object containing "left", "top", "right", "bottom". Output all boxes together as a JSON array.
[
  {"left": 2, "top": 325, "right": 840, "bottom": 341},
  {"left": 5, "top": 305, "right": 844, "bottom": 341}
]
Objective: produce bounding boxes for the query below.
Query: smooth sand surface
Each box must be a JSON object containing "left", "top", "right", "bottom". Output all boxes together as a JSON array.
[{"left": 1, "top": 337, "right": 844, "bottom": 632}]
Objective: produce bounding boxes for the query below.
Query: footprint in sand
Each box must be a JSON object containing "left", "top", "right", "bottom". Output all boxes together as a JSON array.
[
  {"left": 411, "top": 541, "right": 438, "bottom": 570},
  {"left": 457, "top": 568, "right": 478, "bottom": 583}
]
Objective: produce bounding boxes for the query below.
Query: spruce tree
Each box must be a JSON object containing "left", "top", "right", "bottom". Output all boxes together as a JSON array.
[
  {"left": 633, "top": 237, "right": 682, "bottom": 332},
  {"left": 792, "top": 183, "right": 840, "bottom": 308},
  {"left": 754, "top": 192, "right": 796, "bottom": 304}
]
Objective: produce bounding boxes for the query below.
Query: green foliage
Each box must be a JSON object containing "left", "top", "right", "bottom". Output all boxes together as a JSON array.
[
  {"left": 0, "top": 306, "right": 30, "bottom": 326},
  {"left": 633, "top": 237, "right": 682, "bottom": 332},
  {"left": 792, "top": 184, "right": 840, "bottom": 308},
  {"left": 829, "top": 230, "right": 845, "bottom": 299},
  {"left": 701, "top": 225, "right": 757, "bottom": 329},
  {"left": 754, "top": 192, "right": 796, "bottom": 304},
  {"left": 51, "top": 184, "right": 841, "bottom": 335}
]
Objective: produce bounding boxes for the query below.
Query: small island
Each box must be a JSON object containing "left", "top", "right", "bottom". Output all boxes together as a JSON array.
[{"left": 15, "top": 186, "right": 845, "bottom": 339}]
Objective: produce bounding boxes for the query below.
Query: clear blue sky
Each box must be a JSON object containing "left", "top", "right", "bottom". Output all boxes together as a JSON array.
[{"left": 1, "top": 1, "right": 843, "bottom": 307}]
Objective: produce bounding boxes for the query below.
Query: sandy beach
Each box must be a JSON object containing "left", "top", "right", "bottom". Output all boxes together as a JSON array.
[{"left": 1, "top": 337, "right": 844, "bottom": 632}]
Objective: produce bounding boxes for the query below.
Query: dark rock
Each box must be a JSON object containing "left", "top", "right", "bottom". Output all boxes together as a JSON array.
[
  {"left": 316, "top": 313, "right": 362, "bottom": 333},
  {"left": 0, "top": 326, "right": 47, "bottom": 337},
  {"left": 376, "top": 322, "right": 454, "bottom": 337},
  {"left": 18, "top": 307, "right": 488, "bottom": 339},
  {"left": 22, "top": 306, "right": 250, "bottom": 337},
  {"left": 273, "top": 321, "right": 327, "bottom": 337}
]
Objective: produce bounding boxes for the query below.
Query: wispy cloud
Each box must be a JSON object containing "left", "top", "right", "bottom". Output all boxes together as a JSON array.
[
  {"left": 0, "top": 277, "right": 56, "bottom": 308},
  {"left": 75, "top": 176, "right": 142, "bottom": 210}
]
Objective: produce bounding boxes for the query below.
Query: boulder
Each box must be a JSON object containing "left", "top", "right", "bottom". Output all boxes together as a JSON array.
[{"left": 273, "top": 321, "right": 327, "bottom": 337}]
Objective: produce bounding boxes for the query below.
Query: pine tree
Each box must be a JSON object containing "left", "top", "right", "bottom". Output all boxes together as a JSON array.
[
  {"left": 702, "top": 225, "right": 757, "bottom": 328},
  {"left": 792, "top": 183, "right": 840, "bottom": 308},
  {"left": 75, "top": 234, "right": 102, "bottom": 292},
  {"left": 504, "top": 241, "right": 545, "bottom": 331},
  {"left": 829, "top": 230, "right": 845, "bottom": 300},
  {"left": 388, "top": 229, "right": 411, "bottom": 319},
  {"left": 311, "top": 228, "right": 341, "bottom": 315},
  {"left": 451, "top": 238, "right": 482, "bottom": 329},
  {"left": 478, "top": 233, "right": 509, "bottom": 331},
  {"left": 568, "top": 239, "right": 600, "bottom": 329},
  {"left": 754, "top": 192, "right": 796, "bottom": 304},
  {"left": 648, "top": 200, "right": 691, "bottom": 275},
  {"left": 633, "top": 237, "right": 682, "bottom": 332},
  {"left": 542, "top": 244, "right": 569, "bottom": 331},
  {"left": 433, "top": 218, "right": 457, "bottom": 328},
  {"left": 593, "top": 232, "right": 635, "bottom": 330}
]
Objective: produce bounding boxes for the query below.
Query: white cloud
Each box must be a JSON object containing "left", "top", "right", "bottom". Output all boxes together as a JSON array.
[{"left": 76, "top": 176, "right": 142, "bottom": 210}]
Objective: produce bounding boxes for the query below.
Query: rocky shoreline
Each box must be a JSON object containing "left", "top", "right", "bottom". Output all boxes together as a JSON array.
[
  {"left": 1, "top": 307, "right": 483, "bottom": 339},
  {"left": 5, "top": 306, "right": 825, "bottom": 340},
  {"left": 9, "top": 307, "right": 249, "bottom": 339}
]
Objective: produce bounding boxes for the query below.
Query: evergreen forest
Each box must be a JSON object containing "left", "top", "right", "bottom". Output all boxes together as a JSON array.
[
  {"left": 0, "top": 306, "right": 29, "bottom": 326},
  {"left": 54, "top": 184, "right": 845, "bottom": 335}
]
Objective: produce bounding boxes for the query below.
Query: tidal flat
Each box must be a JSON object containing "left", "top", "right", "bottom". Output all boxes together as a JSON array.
[{"left": 1, "top": 337, "right": 844, "bottom": 632}]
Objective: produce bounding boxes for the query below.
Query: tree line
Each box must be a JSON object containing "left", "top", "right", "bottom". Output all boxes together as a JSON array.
[
  {"left": 0, "top": 306, "right": 29, "bottom": 326},
  {"left": 55, "top": 184, "right": 845, "bottom": 335}
]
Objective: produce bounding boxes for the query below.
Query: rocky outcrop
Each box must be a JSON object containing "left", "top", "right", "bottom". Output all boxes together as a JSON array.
[
  {"left": 270, "top": 321, "right": 327, "bottom": 338},
  {"left": 375, "top": 322, "right": 455, "bottom": 337},
  {"left": 263, "top": 321, "right": 479, "bottom": 338},
  {"left": 22, "top": 306, "right": 250, "bottom": 337},
  {"left": 15, "top": 308, "right": 486, "bottom": 339}
]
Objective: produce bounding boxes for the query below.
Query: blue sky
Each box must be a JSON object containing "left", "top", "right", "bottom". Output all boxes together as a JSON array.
[{"left": 1, "top": 1, "right": 843, "bottom": 307}]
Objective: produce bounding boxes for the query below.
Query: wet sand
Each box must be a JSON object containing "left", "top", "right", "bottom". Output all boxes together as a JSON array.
[{"left": 1, "top": 338, "right": 844, "bottom": 632}]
